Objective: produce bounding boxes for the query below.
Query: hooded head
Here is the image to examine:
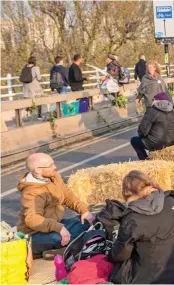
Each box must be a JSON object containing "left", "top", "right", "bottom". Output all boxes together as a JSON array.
[{"left": 153, "top": 92, "right": 173, "bottom": 112}]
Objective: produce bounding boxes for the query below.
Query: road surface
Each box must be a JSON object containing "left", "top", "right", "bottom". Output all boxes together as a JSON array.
[{"left": 1, "top": 125, "right": 137, "bottom": 226}]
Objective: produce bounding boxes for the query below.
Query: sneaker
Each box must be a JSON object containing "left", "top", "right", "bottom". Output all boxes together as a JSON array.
[{"left": 43, "top": 247, "right": 66, "bottom": 260}]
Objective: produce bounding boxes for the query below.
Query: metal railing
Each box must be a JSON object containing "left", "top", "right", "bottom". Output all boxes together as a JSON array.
[{"left": 1, "top": 65, "right": 174, "bottom": 100}]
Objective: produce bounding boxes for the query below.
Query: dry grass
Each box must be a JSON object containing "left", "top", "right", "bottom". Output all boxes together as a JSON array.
[
  {"left": 150, "top": 146, "right": 174, "bottom": 162},
  {"left": 67, "top": 160, "right": 174, "bottom": 204}
]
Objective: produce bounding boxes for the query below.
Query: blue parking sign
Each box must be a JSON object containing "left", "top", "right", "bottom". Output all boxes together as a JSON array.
[{"left": 156, "top": 6, "right": 172, "bottom": 18}]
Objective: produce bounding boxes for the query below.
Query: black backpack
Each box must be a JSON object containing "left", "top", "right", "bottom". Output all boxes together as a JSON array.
[
  {"left": 50, "top": 71, "right": 64, "bottom": 90},
  {"left": 19, "top": 65, "right": 33, "bottom": 83},
  {"left": 95, "top": 199, "right": 127, "bottom": 240},
  {"left": 63, "top": 222, "right": 113, "bottom": 273}
]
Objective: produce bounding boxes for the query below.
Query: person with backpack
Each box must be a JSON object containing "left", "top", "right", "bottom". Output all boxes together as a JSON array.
[
  {"left": 134, "top": 54, "right": 146, "bottom": 82},
  {"left": 69, "top": 54, "right": 87, "bottom": 91},
  {"left": 20, "top": 56, "right": 43, "bottom": 119},
  {"left": 16, "top": 153, "right": 94, "bottom": 260},
  {"left": 50, "top": 56, "right": 69, "bottom": 94},
  {"left": 20, "top": 56, "right": 43, "bottom": 99},
  {"left": 108, "top": 170, "right": 174, "bottom": 284}
]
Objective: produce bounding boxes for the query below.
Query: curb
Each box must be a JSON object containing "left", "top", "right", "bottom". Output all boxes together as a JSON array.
[{"left": 2, "top": 114, "right": 142, "bottom": 170}]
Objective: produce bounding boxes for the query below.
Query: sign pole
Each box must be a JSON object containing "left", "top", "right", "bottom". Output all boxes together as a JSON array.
[{"left": 164, "top": 44, "right": 170, "bottom": 77}]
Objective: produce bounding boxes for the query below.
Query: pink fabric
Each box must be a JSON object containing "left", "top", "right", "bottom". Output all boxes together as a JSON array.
[{"left": 68, "top": 254, "right": 114, "bottom": 284}]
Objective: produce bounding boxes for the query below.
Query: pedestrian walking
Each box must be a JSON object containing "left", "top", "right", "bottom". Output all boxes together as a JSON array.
[
  {"left": 50, "top": 56, "right": 69, "bottom": 94},
  {"left": 68, "top": 54, "right": 86, "bottom": 91},
  {"left": 20, "top": 56, "right": 43, "bottom": 118},
  {"left": 134, "top": 54, "right": 146, "bottom": 82}
]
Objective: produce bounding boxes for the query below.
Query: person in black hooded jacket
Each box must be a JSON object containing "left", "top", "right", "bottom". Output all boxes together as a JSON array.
[
  {"left": 108, "top": 170, "right": 174, "bottom": 284},
  {"left": 131, "top": 92, "right": 174, "bottom": 160}
]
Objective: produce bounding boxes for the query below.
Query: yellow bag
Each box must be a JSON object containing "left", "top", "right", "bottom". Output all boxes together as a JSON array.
[{"left": 0, "top": 239, "right": 28, "bottom": 284}]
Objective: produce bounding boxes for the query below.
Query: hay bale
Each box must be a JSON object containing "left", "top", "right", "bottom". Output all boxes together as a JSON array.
[
  {"left": 67, "top": 160, "right": 174, "bottom": 204},
  {"left": 150, "top": 146, "right": 174, "bottom": 162}
]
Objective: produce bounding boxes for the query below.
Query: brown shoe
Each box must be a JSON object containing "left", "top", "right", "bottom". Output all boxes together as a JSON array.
[{"left": 42, "top": 247, "right": 66, "bottom": 260}]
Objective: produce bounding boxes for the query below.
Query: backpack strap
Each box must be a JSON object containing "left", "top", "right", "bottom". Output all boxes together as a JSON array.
[{"left": 82, "top": 230, "right": 106, "bottom": 244}]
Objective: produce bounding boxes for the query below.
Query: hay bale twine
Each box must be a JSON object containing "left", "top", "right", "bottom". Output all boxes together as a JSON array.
[
  {"left": 150, "top": 146, "right": 174, "bottom": 162},
  {"left": 67, "top": 160, "right": 174, "bottom": 204}
]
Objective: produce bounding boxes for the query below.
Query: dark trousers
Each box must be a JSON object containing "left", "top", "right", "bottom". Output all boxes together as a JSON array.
[
  {"left": 130, "top": 136, "right": 148, "bottom": 160},
  {"left": 31, "top": 216, "right": 89, "bottom": 258}
]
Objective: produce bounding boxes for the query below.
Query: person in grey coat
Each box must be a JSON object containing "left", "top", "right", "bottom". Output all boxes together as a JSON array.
[
  {"left": 23, "top": 56, "right": 43, "bottom": 99},
  {"left": 136, "top": 60, "right": 172, "bottom": 109}
]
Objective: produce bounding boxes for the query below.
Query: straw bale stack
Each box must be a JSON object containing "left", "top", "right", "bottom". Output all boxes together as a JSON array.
[
  {"left": 150, "top": 146, "right": 174, "bottom": 162},
  {"left": 67, "top": 160, "right": 174, "bottom": 204}
]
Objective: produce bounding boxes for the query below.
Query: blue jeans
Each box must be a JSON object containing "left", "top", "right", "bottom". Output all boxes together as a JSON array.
[
  {"left": 31, "top": 216, "right": 89, "bottom": 257},
  {"left": 131, "top": 136, "right": 148, "bottom": 160},
  {"left": 57, "top": 86, "right": 67, "bottom": 94}
]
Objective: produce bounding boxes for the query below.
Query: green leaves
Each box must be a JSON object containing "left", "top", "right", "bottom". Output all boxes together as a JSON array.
[{"left": 112, "top": 95, "right": 128, "bottom": 109}]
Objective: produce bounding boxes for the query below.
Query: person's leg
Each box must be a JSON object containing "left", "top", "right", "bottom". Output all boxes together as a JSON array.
[
  {"left": 37, "top": 105, "right": 42, "bottom": 118},
  {"left": 31, "top": 231, "right": 62, "bottom": 258},
  {"left": 62, "top": 216, "right": 90, "bottom": 241},
  {"left": 130, "top": 136, "right": 148, "bottom": 160},
  {"left": 57, "top": 86, "right": 68, "bottom": 94},
  {"left": 32, "top": 216, "right": 89, "bottom": 258}
]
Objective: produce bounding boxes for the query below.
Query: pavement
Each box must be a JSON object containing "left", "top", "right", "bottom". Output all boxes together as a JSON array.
[{"left": 1, "top": 125, "right": 138, "bottom": 226}]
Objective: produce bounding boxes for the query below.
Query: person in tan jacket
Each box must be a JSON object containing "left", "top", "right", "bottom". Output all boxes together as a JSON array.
[{"left": 17, "top": 153, "right": 93, "bottom": 259}]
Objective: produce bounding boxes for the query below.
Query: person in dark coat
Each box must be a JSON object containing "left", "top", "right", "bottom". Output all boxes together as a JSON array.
[
  {"left": 134, "top": 54, "right": 146, "bottom": 82},
  {"left": 50, "top": 56, "right": 69, "bottom": 94},
  {"left": 108, "top": 170, "right": 174, "bottom": 284},
  {"left": 68, "top": 54, "right": 86, "bottom": 91},
  {"left": 131, "top": 92, "right": 174, "bottom": 160}
]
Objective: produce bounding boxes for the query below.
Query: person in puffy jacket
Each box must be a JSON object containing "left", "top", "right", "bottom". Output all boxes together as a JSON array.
[
  {"left": 131, "top": 92, "right": 174, "bottom": 160},
  {"left": 108, "top": 170, "right": 174, "bottom": 284},
  {"left": 136, "top": 60, "right": 172, "bottom": 109}
]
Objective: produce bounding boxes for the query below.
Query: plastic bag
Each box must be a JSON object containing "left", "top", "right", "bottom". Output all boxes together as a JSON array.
[{"left": 0, "top": 237, "right": 33, "bottom": 284}]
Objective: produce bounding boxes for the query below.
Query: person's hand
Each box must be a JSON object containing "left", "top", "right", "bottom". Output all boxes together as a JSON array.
[
  {"left": 81, "top": 211, "right": 94, "bottom": 225},
  {"left": 136, "top": 98, "right": 140, "bottom": 105},
  {"left": 60, "top": 226, "right": 71, "bottom": 246}
]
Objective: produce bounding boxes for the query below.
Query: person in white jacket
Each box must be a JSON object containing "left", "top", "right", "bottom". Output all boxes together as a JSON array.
[{"left": 23, "top": 56, "right": 43, "bottom": 118}]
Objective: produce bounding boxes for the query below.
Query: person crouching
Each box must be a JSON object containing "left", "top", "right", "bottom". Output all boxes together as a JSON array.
[{"left": 131, "top": 92, "right": 174, "bottom": 160}]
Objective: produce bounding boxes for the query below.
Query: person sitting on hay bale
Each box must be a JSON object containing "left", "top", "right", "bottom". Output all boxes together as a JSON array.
[
  {"left": 131, "top": 92, "right": 174, "bottom": 160},
  {"left": 108, "top": 170, "right": 174, "bottom": 284},
  {"left": 17, "top": 153, "right": 94, "bottom": 260}
]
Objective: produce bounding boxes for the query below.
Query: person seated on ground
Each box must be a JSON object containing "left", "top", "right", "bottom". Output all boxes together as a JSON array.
[
  {"left": 17, "top": 153, "right": 93, "bottom": 259},
  {"left": 108, "top": 170, "right": 174, "bottom": 284},
  {"left": 131, "top": 92, "right": 174, "bottom": 160}
]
